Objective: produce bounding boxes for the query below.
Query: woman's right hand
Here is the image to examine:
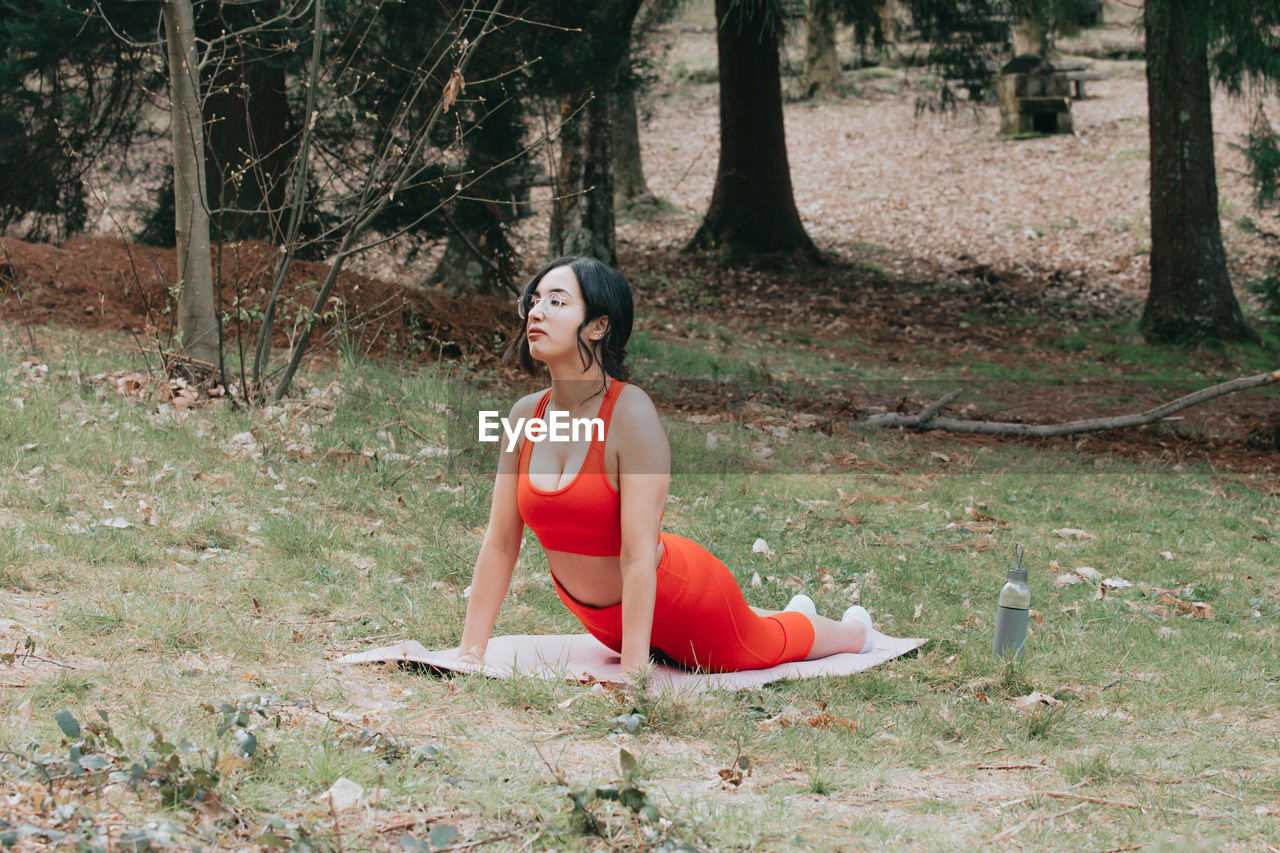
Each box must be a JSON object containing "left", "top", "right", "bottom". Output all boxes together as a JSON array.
[{"left": 454, "top": 645, "right": 486, "bottom": 667}]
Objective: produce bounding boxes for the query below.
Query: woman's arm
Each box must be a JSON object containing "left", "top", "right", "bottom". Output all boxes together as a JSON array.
[
  {"left": 457, "top": 393, "right": 538, "bottom": 661},
  {"left": 614, "top": 387, "right": 671, "bottom": 677}
]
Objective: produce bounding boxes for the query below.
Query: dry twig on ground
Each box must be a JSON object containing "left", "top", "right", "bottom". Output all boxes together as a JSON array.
[{"left": 865, "top": 370, "right": 1280, "bottom": 436}]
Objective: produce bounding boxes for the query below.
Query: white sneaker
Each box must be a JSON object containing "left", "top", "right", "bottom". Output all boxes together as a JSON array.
[
  {"left": 784, "top": 594, "right": 817, "bottom": 618},
  {"left": 842, "top": 605, "right": 875, "bottom": 653}
]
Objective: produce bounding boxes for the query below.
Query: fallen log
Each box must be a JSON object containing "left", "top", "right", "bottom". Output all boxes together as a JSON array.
[{"left": 864, "top": 370, "right": 1280, "bottom": 437}]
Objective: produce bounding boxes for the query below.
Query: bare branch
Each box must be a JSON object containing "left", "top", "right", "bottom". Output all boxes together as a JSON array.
[
  {"left": 252, "top": 0, "right": 326, "bottom": 392},
  {"left": 269, "top": 0, "right": 508, "bottom": 402}
]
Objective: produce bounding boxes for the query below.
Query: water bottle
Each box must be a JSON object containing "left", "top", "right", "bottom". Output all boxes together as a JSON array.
[{"left": 993, "top": 543, "right": 1030, "bottom": 660}]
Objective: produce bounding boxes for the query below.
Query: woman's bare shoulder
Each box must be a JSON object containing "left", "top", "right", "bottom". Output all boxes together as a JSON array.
[
  {"left": 612, "top": 383, "right": 666, "bottom": 450},
  {"left": 614, "top": 382, "right": 660, "bottom": 422},
  {"left": 510, "top": 388, "right": 546, "bottom": 419},
  {"left": 611, "top": 383, "right": 668, "bottom": 475}
]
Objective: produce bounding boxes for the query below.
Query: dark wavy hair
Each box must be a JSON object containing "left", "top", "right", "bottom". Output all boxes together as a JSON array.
[{"left": 508, "top": 257, "right": 633, "bottom": 394}]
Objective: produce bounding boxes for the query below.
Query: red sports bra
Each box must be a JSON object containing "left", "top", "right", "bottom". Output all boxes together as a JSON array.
[{"left": 517, "top": 380, "right": 625, "bottom": 556}]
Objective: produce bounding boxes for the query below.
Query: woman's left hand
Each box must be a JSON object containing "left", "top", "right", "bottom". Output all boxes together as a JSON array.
[{"left": 617, "top": 660, "right": 654, "bottom": 694}]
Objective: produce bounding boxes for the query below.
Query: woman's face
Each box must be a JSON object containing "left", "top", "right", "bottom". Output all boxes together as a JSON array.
[{"left": 525, "top": 266, "right": 605, "bottom": 364}]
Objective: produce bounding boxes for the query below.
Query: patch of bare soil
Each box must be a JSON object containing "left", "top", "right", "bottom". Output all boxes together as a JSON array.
[
  {"left": 0, "top": 592, "right": 101, "bottom": 690},
  {"left": 0, "top": 236, "right": 518, "bottom": 363}
]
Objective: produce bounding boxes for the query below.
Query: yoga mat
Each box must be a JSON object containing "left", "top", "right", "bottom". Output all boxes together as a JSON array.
[{"left": 338, "top": 631, "right": 927, "bottom": 693}]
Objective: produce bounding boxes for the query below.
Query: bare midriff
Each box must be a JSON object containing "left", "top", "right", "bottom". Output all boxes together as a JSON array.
[{"left": 544, "top": 540, "right": 665, "bottom": 608}]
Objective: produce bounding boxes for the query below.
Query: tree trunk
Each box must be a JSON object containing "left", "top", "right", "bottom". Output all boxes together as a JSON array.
[
  {"left": 429, "top": 214, "right": 517, "bottom": 295},
  {"left": 613, "top": 40, "right": 651, "bottom": 204},
  {"left": 687, "top": 0, "right": 819, "bottom": 262},
  {"left": 1142, "top": 0, "right": 1255, "bottom": 343},
  {"left": 546, "top": 0, "right": 642, "bottom": 264},
  {"left": 162, "top": 0, "right": 219, "bottom": 377},
  {"left": 876, "top": 0, "right": 903, "bottom": 43},
  {"left": 549, "top": 91, "right": 617, "bottom": 264},
  {"left": 804, "top": 0, "right": 840, "bottom": 98},
  {"left": 203, "top": 50, "right": 292, "bottom": 244},
  {"left": 428, "top": 95, "right": 523, "bottom": 295}
]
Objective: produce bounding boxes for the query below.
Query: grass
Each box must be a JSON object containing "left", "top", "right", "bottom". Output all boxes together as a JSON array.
[{"left": 0, "top": 322, "right": 1277, "bottom": 851}]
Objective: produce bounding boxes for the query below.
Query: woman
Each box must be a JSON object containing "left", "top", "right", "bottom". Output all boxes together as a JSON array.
[{"left": 457, "top": 257, "right": 874, "bottom": 676}]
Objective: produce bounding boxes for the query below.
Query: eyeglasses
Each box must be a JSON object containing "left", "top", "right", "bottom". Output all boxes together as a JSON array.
[{"left": 517, "top": 292, "right": 571, "bottom": 320}]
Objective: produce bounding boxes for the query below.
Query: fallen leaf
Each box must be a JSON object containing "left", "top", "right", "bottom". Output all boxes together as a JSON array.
[
  {"left": 137, "top": 499, "right": 160, "bottom": 527},
  {"left": 557, "top": 692, "right": 597, "bottom": 710},
  {"left": 1101, "top": 577, "right": 1133, "bottom": 590},
  {"left": 320, "top": 777, "right": 363, "bottom": 812},
  {"left": 966, "top": 506, "right": 1008, "bottom": 526},
  {"left": 1012, "top": 691, "right": 1061, "bottom": 712},
  {"left": 1155, "top": 590, "right": 1193, "bottom": 613},
  {"left": 1075, "top": 566, "right": 1103, "bottom": 581},
  {"left": 1053, "top": 528, "right": 1097, "bottom": 541},
  {"left": 1055, "top": 573, "right": 1082, "bottom": 587},
  {"left": 752, "top": 538, "right": 773, "bottom": 557},
  {"left": 757, "top": 706, "right": 856, "bottom": 732},
  {"left": 805, "top": 711, "right": 858, "bottom": 731},
  {"left": 718, "top": 765, "right": 744, "bottom": 787},
  {"left": 216, "top": 754, "right": 247, "bottom": 775},
  {"left": 223, "top": 432, "right": 262, "bottom": 460},
  {"left": 192, "top": 791, "right": 234, "bottom": 824},
  {"left": 757, "top": 705, "right": 803, "bottom": 731}
]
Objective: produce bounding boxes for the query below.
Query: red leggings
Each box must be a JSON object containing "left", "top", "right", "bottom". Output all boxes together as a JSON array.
[{"left": 552, "top": 532, "right": 815, "bottom": 673}]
